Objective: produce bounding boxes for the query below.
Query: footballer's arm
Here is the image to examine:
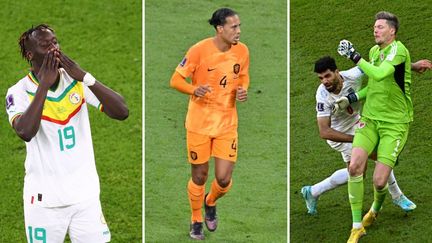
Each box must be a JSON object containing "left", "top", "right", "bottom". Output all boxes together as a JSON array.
[
  {"left": 88, "top": 82, "right": 129, "bottom": 120},
  {"left": 170, "top": 71, "right": 212, "bottom": 97},
  {"left": 13, "top": 84, "right": 50, "bottom": 142},
  {"left": 317, "top": 117, "right": 353, "bottom": 142},
  {"left": 14, "top": 51, "right": 60, "bottom": 142},
  {"left": 58, "top": 51, "right": 128, "bottom": 120}
]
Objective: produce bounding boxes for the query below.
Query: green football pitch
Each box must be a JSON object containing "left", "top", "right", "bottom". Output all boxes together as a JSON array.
[
  {"left": 291, "top": 1, "right": 432, "bottom": 242},
  {"left": 145, "top": 0, "right": 287, "bottom": 242},
  {"left": 0, "top": 1, "right": 141, "bottom": 242}
]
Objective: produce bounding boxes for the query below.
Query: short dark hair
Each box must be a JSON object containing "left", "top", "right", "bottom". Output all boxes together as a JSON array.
[
  {"left": 375, "top": 11, "right": 399, "bottom": 34},
  {"left": 208, "top": 8, "right": 237, "bottom": 29},
  {"left": 314, "top": 56, "right": 337, "bottom": 73},
  {"left": 18, "top": 24, "right": 54, "bottom": 62}
]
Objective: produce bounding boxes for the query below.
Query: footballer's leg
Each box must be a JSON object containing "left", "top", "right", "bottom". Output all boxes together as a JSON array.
[
  {"left": 205, "top": 131, "right": 237, "bottom": 232},
  {"left": 189, "top": 165, "right": 207, "bottom": 240},
  {"left": 68, "top": 197, "right": 111, "bottom": 243},
  {"left": 302, "top": 168, "right": 348, "bottom": 215},
  {"left": 388, "top": 168, "right": 416, "bottom": 212},
  {"left": 24, "top": 199, "right": 69, "bottom": 243},
  {"left": 364, "top": 122, "right": 410, "bottom": 228},
  {"left": 205, "top": 158, "right": 234, "bottom": 231},
  {"left": 370, "top": 152, "right": 416, "bottom": 212},
  {"left": 187, "top": 131, "right": 211, "bottom": 240},
  {"left": 362, "top": 162, "right": 391, "bottom": 228},
  {"left": 363, "top": 122, "right": 409, "bottom": 229},
  {"left": 348, "top": 117, "right": 378, "bottom": 240},
  {"left": 302, "top": 143, "right": 351, "bottom": 215},
  {"left": 347, "top": 147, "right": 368, "bottom": 243}
]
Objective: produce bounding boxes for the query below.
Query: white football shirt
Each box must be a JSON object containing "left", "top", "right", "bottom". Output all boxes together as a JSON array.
[
  {"left": 6, "top": 68, "right": 103, "bottom": 207},
  {"left": 315, "top": 67, "right": 363, "bottom": 150}
]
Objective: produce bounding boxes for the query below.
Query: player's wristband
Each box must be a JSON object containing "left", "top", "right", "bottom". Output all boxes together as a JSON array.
[
  {"left": 350, "top": 52, "right": 362, "bottom": 64},
  {"left": 83, "top": 73, "right": 96, "bottom": 86},
  {"left": 346, "top": 92, "right": 358, "bottom": 103}
]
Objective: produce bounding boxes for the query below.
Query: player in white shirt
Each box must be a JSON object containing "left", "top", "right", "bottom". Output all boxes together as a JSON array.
[
  {"left": 301, "top": 56, "right": 418, "bottom": 215},
  {"left": 5, "top": 24, "right": 129, "bottom": 242}
]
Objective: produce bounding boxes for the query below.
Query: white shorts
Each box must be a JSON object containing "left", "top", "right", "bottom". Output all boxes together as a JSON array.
[
  {"left": 24, "top": 197, "right": 111, "bottom": 243},
  {"left": 327, "top": 140, "right": 353, "bottom": 163}
]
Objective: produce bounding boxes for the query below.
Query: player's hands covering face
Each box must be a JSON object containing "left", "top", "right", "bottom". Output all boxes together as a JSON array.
[
  {"left": 58, "top": 52, "right": 87, "bottom": 81},
  {"left": 37, "top": 50, "right": 60, "bottom": 89}
]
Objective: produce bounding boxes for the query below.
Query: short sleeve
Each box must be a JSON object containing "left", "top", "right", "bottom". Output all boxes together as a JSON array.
[
  {"left": 175, "top": 44, "right": 200, "bottom": 78},
  {"left": 239, "top": 45, "right": 250, "bottom": 89},
  {"left": 5, "top": 83, "right": 29, "bottom": 126},
  {"left": 83, "top": 85, "right": 103, "bottom": 111},
  {"left": 316, "top": 86, "right": 332, "bottom": 118}
]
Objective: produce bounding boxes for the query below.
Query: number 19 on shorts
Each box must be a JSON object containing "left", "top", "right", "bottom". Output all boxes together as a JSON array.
[
  {"left": 27, "top": 226, "right": 46, "bottom": 243},
  {"left": 58, "top": 126, "right": 75, "bottom": 151}
]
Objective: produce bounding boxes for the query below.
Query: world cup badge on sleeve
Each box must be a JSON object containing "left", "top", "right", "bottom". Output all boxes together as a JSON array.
[
  {"left": 6, "top": 94, "right": 14, "bottom": 110},
  {"left": 179, "top": 57, "right": 187, "bottom": 67},
  {"left": 317, "top": 102, "right": 324, "bottom": 112}
]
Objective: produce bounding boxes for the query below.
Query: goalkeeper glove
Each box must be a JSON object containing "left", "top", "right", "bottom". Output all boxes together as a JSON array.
[
  {"left": 332, "top": 92, "right": 358, "bottom": 114},
  {"left": 337, "top": 40, "right": 362, "bottom": 64}
]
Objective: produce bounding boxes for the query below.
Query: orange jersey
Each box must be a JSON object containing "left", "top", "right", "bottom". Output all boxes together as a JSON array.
[{"left": 175, "top": 38, "right": 250, "bottom": 136}]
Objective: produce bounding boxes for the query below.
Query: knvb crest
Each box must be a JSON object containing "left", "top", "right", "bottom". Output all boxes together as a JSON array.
[
  {"left": 233, "top": 64, "right": 240, "bottom": 74},
  {"left": 179, "top": 57, "right": 187, "bottom": 67},
  {"left": 190, "top": 151, "right": 198, "bottom": 160}
]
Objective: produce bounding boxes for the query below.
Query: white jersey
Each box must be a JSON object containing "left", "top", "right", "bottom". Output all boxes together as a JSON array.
[
  {"left": 315, "top": 67, "right": 363, "bottom": 150},
  {"left": 5, "top": 68, "right": 103, "bottom": 207}
]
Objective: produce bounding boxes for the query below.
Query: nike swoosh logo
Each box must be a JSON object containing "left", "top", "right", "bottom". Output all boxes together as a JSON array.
[
  {"left": 208, "top": 68, "right": 216, "bottom": 71},
  {"left": 349, "top": 194, "right": 355, "bottom": 199},
  {"left": 229, "top": 154, "right": 235, "bottom": 157}
]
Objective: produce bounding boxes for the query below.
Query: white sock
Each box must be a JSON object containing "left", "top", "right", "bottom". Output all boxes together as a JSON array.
[
  {"left": 387, "top": 170, "right": 402, "bottom": 199},
  {"left": 311, "top": 168, "right": 348, "bottom": 198}
]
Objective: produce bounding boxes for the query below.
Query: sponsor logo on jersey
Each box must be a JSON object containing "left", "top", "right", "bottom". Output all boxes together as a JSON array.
[
  {"left": 317, "top": 102, "right": 324, "bottom": 112},
  {"left": 69, "top": 92, "right": 81, "bottom": 104},
  {"left": 6, "top": 94, "right": 14, "bottom": 110},
  {"left": 57, "top": 106, "right": 67, "bottom": 114},
  {"left": 358, "top": 121, "right": 365, "bottom": 129},
  {"left": 179, "top": 57, "right": 187, "bottom": 67},
  {"left": 380, "top": 52, "right": 384, "bottom": 61}
]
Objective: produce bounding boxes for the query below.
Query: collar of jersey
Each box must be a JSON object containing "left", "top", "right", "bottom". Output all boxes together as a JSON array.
[
  {"left": 379, "top": 40, "right": 397, "bottom": 52},
  {"left": 28, "top": 71, "right": 61, "bottom": 92},
  {"left": 27, "top": 73, "right": 79, "bottom": 102}
]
